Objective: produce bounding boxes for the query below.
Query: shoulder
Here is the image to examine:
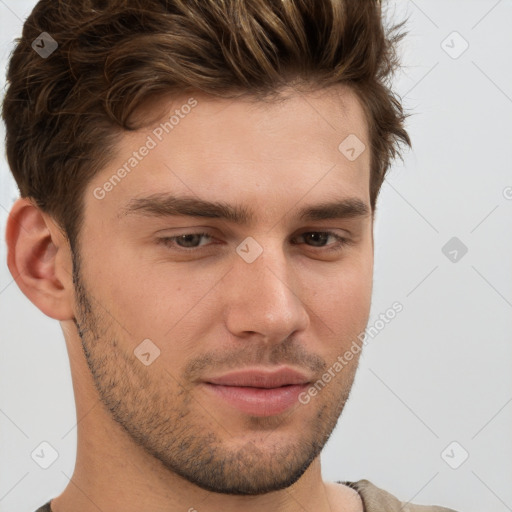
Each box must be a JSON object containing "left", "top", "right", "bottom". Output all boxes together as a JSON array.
[
  {"left": 33, "top": 501, "right": 52, "bottom": 512},
  {"left": 339, "top": 480, "right": 459, "bottom": 512}
]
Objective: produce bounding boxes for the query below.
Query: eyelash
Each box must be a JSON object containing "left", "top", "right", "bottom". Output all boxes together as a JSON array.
[{"left": 158, "top": 231, "right": 352, "bottom": 253}]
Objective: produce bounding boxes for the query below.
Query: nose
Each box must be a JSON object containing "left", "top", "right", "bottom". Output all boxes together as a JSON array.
[{"left": 223, "top": 240, "right": 310, "bottom": 343}]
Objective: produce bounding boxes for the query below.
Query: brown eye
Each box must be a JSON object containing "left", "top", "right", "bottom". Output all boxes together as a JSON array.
[
  {"left": 159, "top": 232, "right": 213, "bottom": 250},
  {"left": 293, "top": 232, "right": 351, "bottom": 252}
]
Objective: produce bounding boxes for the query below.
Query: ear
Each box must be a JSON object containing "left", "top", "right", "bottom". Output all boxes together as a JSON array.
[{"left": 5, "top": 197, "right": 76, "bottom": 321}]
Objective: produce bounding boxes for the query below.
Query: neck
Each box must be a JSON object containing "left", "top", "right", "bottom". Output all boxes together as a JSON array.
[{"left": 52, "top": 421, "right": 335, "bottom": 512}]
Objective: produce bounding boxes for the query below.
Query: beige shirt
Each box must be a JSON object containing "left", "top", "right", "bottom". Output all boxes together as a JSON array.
[{"left": 341, "top": 479, "right": 459, "bottom": 511}]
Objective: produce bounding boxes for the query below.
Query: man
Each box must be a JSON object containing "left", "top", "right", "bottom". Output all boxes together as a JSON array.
[{"left": 3, "top": 0, "right": 458, "bottom": 511}]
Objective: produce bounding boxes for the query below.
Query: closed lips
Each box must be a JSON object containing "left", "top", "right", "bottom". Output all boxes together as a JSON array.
[{"left": 205, "top": 368, "right": 311, "bottom": 388}]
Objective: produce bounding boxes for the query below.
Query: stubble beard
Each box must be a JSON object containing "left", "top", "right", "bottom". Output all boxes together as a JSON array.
[{"left": 70, "top": 250, "right": 358, "bottom": 495}]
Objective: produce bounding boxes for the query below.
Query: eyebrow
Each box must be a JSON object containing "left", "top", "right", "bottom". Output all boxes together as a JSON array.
[{"left": 118, "top": 193, "right": 371, "bottom": 224}]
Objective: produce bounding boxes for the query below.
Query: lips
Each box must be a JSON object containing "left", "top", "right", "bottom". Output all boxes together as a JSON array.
[
  {"left": 205, "top": 368, "right": 311, "bottom": 388},
  {"left": 202, "top": 367, "right": 312, "bottom": 417}
]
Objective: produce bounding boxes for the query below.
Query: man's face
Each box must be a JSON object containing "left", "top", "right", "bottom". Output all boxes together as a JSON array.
[{"left": 73, "top": 85, "right": 373, "bottom": 495}]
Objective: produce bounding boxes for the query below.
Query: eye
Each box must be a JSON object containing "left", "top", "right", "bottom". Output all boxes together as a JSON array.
[
  {"left": 158, "top": 232, "right": 213, "bottom": 249},
  {"left": 292, "top": 231, "right": 351, "bottom": 252},
  {"left": 157, "top": 230, "right": 351, "bottom": 253}
]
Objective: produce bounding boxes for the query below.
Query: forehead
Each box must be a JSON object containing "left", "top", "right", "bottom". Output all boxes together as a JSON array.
[
  {"left": 87, "top": 84, "right": 371, "bottom": 222},
  {"left": 144, "top": 84, "right": 369, "bottom": 153}
]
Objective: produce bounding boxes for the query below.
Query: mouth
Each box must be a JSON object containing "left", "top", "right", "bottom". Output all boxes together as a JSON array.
[{"left": 202, "top": 367, "right": 312, "bottom": 417}]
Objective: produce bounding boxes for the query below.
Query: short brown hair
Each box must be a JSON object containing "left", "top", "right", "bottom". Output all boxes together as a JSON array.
[{"left": 2, "top": 0, "right": 411, "bottom": 253}]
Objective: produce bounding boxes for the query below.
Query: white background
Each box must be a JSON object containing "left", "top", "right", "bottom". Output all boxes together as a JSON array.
[{"left": 1, "top": 1, "right": 511, "bottom": 511}]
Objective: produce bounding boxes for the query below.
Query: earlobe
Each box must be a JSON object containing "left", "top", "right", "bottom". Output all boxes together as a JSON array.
[{"left": 5, "top": 197, "right": 76, "bottom": 321}]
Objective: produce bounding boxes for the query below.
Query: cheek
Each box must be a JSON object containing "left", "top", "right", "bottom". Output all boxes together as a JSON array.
[
  {"left": 313, "top": 244, "right": 372, "bottom": 293},
  {"left": 90, "top": 251, "right": 224, "bottom": 350},
  {"left": 304, "top": 253, "right": 373, "bottom": 346}
]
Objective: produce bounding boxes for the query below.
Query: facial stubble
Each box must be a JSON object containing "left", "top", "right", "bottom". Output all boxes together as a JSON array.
[{"left": 70, "top": 249, "right": 359, "bottom": 495}]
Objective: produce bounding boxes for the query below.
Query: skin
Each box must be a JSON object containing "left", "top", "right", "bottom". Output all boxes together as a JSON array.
[{"left": 6, "top": 84, "right": 373, "bottom": 512}]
